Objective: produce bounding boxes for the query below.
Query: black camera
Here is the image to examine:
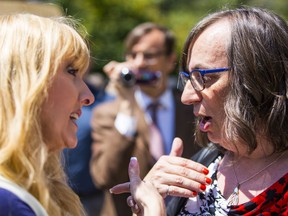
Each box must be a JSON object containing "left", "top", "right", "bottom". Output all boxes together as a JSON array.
[{"left": 120, "top": 67, "right": 161, "bottom": 87}]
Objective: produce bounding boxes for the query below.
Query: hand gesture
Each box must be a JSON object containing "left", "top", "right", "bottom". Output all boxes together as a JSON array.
[
  {"left": 110, "top": 137, "right": 212, "bottom": 214},
  {"left": 144, "top": 137, "right": 211, "bottom": 198},
  {"left": 110, "top": 157, "right": 166, "bottom": 216}
]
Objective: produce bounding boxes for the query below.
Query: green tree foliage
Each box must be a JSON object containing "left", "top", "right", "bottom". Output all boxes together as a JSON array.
[{"left": 51, "top": 0, "right": 288, "bottom": 74}]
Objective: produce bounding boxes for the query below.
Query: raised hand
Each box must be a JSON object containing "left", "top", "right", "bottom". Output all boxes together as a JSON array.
[
  {"left": 143, "top": 137, "right": 211, "bottom": 198},
  {"left": 110, "top": 157, "right": 166, "bottom": 216},
  {"left": 110, "top": 137, "right": 212, "bottom": 214}
]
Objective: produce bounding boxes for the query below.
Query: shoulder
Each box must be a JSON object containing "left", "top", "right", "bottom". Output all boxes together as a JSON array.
[
  {"left": 0, "top": 188, "right": 36, "bottom": 216},
  {"left": 190, "top": 144, "right": 223, "bottom": 165}
]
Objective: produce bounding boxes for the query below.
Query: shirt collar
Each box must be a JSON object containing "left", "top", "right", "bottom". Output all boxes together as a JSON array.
[{"left": 135, "top": 88, "right": 173, "bottom": 111}]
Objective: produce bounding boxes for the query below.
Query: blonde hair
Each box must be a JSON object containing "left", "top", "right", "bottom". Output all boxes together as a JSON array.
[{"left": 0, "top": 13, "right": 90, "bottom": 215}]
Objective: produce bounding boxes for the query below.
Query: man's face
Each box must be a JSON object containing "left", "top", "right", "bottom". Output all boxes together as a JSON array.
[{"left": 126, "top": 29, "right": 176, "bottom": 97}]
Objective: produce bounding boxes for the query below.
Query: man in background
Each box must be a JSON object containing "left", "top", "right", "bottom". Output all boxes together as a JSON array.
[{"left": 90, "top": 22, "right": 200, "bottom": 216}]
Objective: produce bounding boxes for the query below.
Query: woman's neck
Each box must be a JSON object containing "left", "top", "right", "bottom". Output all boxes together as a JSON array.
[{"left": 217, "top": 150, "right": 288, "bottom": 204}]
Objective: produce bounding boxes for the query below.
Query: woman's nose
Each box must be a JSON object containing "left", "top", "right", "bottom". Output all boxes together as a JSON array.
[
  {"left": 81, "top": 84, "right": 95, "bottom": 106},
  {"left": 181, "top": 82, "right": 202, "bottom": 105}
]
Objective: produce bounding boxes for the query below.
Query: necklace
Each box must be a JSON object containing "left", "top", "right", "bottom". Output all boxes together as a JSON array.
[{"left": 227, "top": 151, "right": 285, "bottom": 206}]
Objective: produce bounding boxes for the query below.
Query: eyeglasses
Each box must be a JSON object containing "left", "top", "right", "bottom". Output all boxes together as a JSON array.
[
  {"left": 126, "top": 51, "right": 166, "bottom": 65},
  {"left": 177, "top": 68, "right": 230, "bottom": 91}
]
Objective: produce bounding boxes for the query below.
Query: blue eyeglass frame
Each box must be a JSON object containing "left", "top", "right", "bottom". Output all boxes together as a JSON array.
[{"left": 179, "top": 67, "right": 230, "bottom": 91}]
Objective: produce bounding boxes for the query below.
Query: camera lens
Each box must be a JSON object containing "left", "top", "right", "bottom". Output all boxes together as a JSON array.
[{"left": 120, "top": 68, "right": 136, "bottom": 87}]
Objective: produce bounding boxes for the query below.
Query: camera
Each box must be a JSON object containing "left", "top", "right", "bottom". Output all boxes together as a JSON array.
[{"left": 120, "top": 67, "right": 161, "bottom": 87}]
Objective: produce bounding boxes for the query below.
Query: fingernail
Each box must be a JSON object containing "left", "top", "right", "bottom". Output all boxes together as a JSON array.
[
  {"left": 109, "top": 188, "right": 114, "bottom": 194},
  {"left": 192, "top": 191, "right": 198, "bottom": 196},
  {"left": 131, "top": 157, "right": 137, "bottom": 161},
  {"left": 200, "top": 184, "right": 206, "bottom": 191},
  {"left": 202, "top": 168, "right": 209, "bottom": 175},
  {"left": 205, "top": 177, "right": 212, "bottom": 184}
]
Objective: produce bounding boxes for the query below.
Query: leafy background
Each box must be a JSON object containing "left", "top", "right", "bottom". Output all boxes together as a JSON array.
[{"left": 46, "top": 0, "right": 288, "bottom": 76}]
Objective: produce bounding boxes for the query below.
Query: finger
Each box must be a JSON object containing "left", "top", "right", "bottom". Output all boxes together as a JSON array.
[
  {"left": 169, "top": 137, "right": 183, "bottom": 157},
  {"left": 131, "top": 204, "right": 141, "bottom": 215},
  {"left": 103, "top": 61, "right": 118, "bottom": 75},
  {"left": 109, "top": 182, "right": 130, "bottom": 194},
  {"left": 127, "top": 159, "right": 144, "bottom": 215},
  {"left": 143, "top": 155, "right": 209, "bottom": 189},
  {"left": 127, "top": 196, "right": 141, "bottom": 214},
  {"left": 152, "top": 171, "right": 209, "bottom": 194},
  {"left": 161, "top": 184, "right": 198, "bottom": 198},
  {"left": 149, "top": 155, "right": 209, "bottom": 178},
  {"left": 159, "top": 159, "right": 211, "bottom": 185},
  {"left": 127, "top": 196, "right": 136, "bottom": 207},
  {"left": 129, "top": 157, "right": 142, "bottom": 185},
  {"left": 143, "top": 157, "right": 212, "bottom": 197}
]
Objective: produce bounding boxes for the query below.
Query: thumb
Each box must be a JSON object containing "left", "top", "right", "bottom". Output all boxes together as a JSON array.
[{"left": 169, "top": 137, "right": 184, "bottom": 157}]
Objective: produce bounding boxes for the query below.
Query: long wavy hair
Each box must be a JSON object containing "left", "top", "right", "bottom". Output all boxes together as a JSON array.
[
  {"left": 181, "top": 7, "right": 288, "bottom": 154},
  {"left": 0, "top": 14, "right": 90, "bottom": 215}
]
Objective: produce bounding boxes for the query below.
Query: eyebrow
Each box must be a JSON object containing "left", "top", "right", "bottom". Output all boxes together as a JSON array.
[{"left": 189, "top": 64, "right": 212, "bottom": 70}]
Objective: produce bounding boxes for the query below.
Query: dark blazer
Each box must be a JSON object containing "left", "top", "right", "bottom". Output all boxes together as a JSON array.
[{"left": 90, "top": 88, "right": 200, "bottom": 216}]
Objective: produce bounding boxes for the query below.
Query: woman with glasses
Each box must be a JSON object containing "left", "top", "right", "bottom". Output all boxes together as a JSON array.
[{"left": 110, "top": 6, "right": 288, "bottom": 215}]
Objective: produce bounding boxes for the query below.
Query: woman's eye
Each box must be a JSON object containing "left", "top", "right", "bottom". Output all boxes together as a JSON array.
[
  {"left": 203, "top": 74, "right": 220, "bottom": 87},
  {"left": 203, "top": 75, "right": 212, "bottom": 82},
  {"left": 67, "top": 67, "right": 79, "bottom": 76}
]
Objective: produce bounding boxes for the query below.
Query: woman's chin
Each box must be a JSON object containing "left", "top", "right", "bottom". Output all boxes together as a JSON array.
[
  {"left": 207, "top": 132, "right": 222, "bottom": 145},
  {"left": 64, "top": 137, "right": 78, "bottom": 149}
]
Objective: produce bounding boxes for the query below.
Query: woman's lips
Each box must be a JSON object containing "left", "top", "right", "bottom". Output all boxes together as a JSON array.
[
  {"left": 199, "top": 116, "right": 212, "bottom": 132},
  {"left": 70, "top": 111, "right": 81, "bottom": 128}
]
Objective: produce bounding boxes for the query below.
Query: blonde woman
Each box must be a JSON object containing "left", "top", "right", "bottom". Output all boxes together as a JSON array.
[{"left": 0, "top": 14, "right": 94, "bottom": 215}]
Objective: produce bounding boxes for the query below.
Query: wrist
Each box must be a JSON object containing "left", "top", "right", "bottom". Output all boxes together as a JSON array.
[
  {"left": 143, "top": 195, "right": 166, "bottom": 216},
  {"left": 141, "top": 181, "right": 166, "bottom": 216}
]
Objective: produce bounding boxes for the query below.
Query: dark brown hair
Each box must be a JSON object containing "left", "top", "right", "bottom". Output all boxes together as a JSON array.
[
  {"left": 124, "top": 22, "right": 175, "bottom": 55},
  {"left": 182, "top": 7, "right": 288, "bottom": 153}
]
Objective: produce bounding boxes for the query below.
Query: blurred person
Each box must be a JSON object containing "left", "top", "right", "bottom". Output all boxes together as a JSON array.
[
  {"left": 90, "top": 22, "right": 200, "bottom": 216},
  {"left": 63, "top": 73, "right": 110, "bottom": 216},
  {"left": 0, "top": 13, "right": 94, "bottom": 215},
  {"left": 111, "top": 7, "right": 288, "bottom": 215}
]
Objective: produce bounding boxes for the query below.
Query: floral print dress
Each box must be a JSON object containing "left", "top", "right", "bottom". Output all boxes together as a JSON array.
[{"left": 177, "top": 156, "right": 288, "bottom": 216}]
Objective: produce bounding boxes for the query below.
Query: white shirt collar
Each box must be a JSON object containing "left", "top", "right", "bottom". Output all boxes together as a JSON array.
[{"left": 135, "top": 88, "right": 173, "bottom": 111}]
